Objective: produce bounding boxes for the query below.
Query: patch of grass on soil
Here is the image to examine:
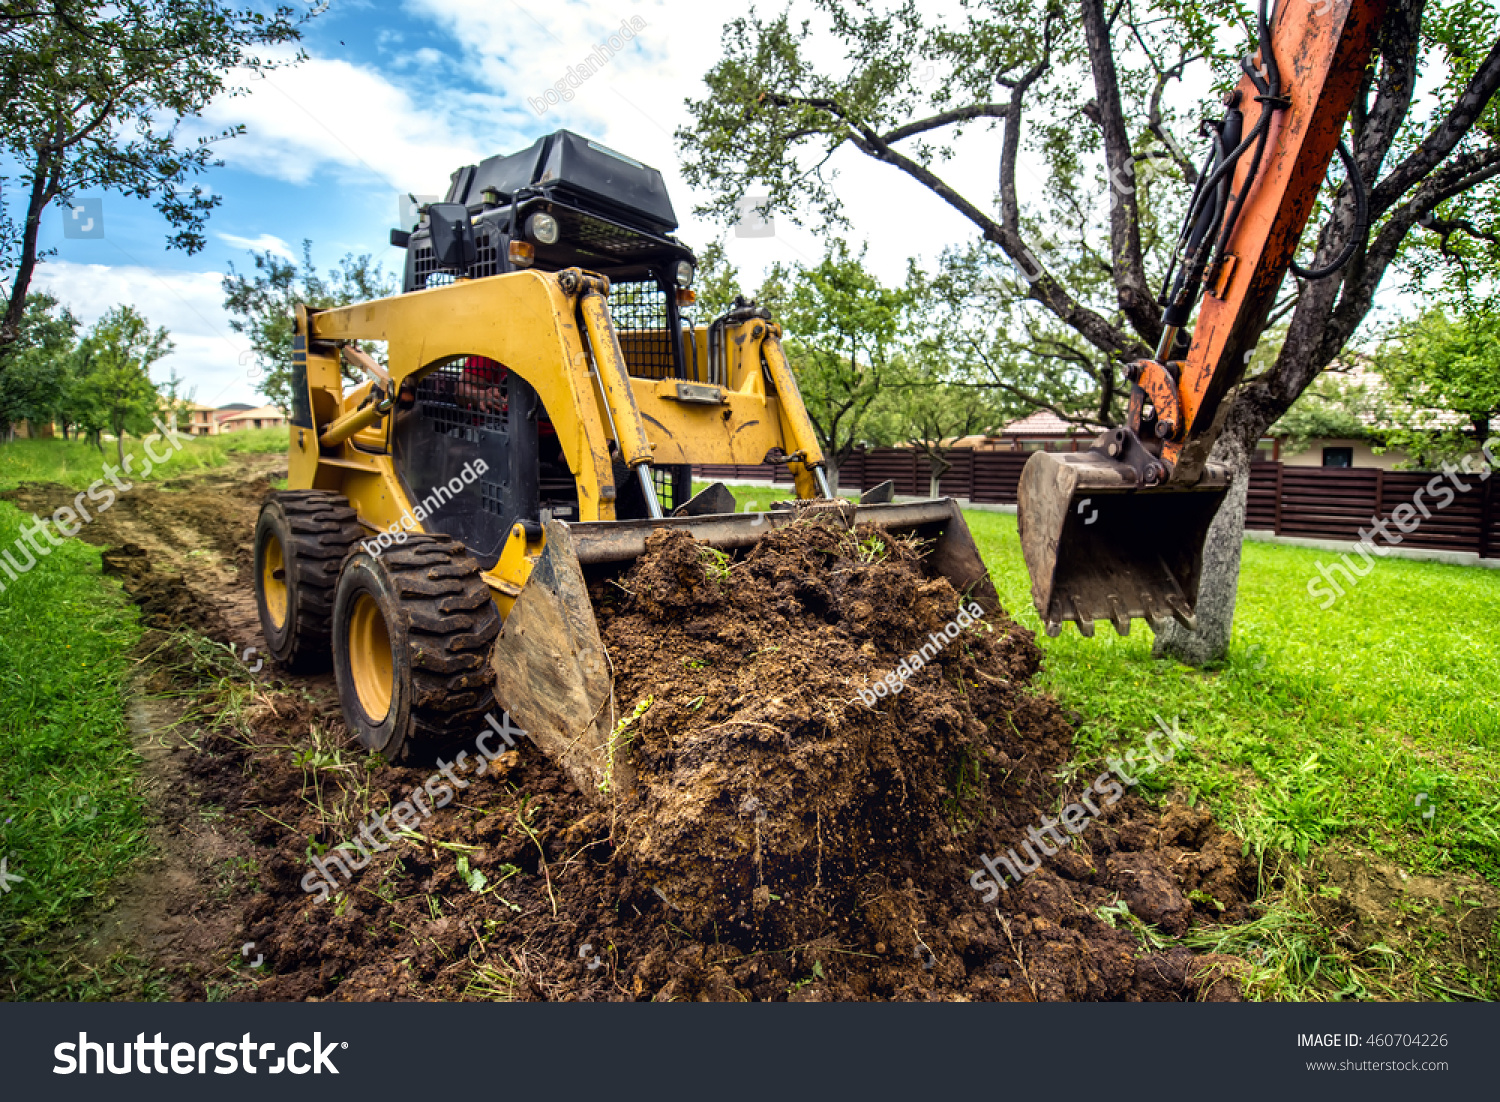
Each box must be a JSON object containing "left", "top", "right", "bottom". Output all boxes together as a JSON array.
[{"left": 0, "top": 427, "right": 286, "bottom": 492}]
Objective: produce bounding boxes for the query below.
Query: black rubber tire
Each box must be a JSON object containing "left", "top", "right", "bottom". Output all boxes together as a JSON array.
[
  {"left": 331, "top": 535, "right": 501, "bottom": 762},
  {"left": 253, "top": 491, "right": 365, "bottom": 673}
]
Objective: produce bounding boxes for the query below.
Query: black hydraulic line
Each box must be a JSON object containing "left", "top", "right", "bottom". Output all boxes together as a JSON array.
[
  {"left": 1154, "top": 0, "right": 1288, "bottom": 342},
  {"left": 1158, "top": 129, "right": 1224, "bottom": 313},
  {"left": 1163, "top": 106, "right": 1241, "bottom": 328},
  {"left": 1290, "top": 139, "right": 1368, "bottom": 279}
]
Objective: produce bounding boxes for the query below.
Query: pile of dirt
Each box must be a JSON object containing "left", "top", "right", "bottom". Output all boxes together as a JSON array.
[{"left": 208, "top": 518, "right": 1255, "bottom": 1001}]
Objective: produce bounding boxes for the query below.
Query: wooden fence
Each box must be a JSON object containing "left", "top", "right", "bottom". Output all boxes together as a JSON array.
[
  {"left": 694, "top": 448, "right": 1032, "bottom": 505},
  {"left": 696, "top": 449, "right": 1499, "bottom": 558},
  {"left": 1246, "top": 462, "right": 1497, "bottom": 557}
]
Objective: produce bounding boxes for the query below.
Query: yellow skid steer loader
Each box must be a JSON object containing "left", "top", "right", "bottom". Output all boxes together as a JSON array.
[{"left": 253, "top": 131, "right": 999, "bottom": 801}]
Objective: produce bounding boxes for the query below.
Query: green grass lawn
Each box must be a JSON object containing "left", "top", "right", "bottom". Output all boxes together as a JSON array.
[
  {"left": 964, "top": 510, "right": 1500, "bottom": 883},
  {"left": 0, "top": 500, "right": 147, "bottom": 998},
  {"left": 0, "top": 429, "right": 286, "bottom": 998}
]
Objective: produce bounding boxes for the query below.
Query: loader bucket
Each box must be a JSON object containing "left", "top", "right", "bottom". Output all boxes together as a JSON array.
[
  {"left": 1017, "top": 451, "right": 1231, "bottom": 637},
  {"left": 489, "top": 499, "right": 1000, "bottom": 803}
]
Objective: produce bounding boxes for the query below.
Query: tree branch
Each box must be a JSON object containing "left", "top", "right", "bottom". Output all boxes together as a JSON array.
[
  {"left": 1369, "top": 25, "right": 1500, "bottom": 216},
  {"left": 1080, "top": 0, "right": 1159, "bottom": 343},
  {"left": 881, "top": 103, "right": 1010, "bottom": 144}
]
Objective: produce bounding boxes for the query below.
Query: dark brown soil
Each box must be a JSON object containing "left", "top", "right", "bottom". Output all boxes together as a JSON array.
[{"left": 14, "top": 458, "right": 1260, "bottom": 1001}]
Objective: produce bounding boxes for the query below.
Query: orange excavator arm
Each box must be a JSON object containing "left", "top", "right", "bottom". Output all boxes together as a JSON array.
[{"left": 1017, "top": 0, "right": 1387, "bottom": 637}]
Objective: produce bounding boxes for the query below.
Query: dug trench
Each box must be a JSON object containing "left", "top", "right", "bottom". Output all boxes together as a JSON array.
[{"left": 9, "top": 455, "right": 1268, "bottom": 1000}]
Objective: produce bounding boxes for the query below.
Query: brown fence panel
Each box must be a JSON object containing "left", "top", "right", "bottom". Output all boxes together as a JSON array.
[
  {"left": 937, "top": 449, "right": 972, "bottom": 499},
  {"left": 1245, "top": 462, "right": 1280, "bottom": 531},
  {"left": 840, "top": 450, "right": 867, "bottom": 492},
  {"left": 970, "top": 451, "right": 1028, "bottom": 504},
  {"left": 856, "top": 448, "right": 919, "bottom": 496},
  {"left": 1277, "top": 467, "right": 1380, "bottom": 541},
  {"left": 1376, "top": 470, "right": 1487, "bottom": 553},
  {"left": 1483, "top": 476, "right": 1498, "bottom": 558}
]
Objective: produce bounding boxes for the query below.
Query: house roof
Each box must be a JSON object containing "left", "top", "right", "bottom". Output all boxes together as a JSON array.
[
  {"left": 998, "top": 410, "right": 1105, "bottom": 437},
  {"left": 1269, "top": 359, "right": 1467, "bottom": 436},
  {"left": 219, "top": 405, "right": 286, "bottom": 423}
]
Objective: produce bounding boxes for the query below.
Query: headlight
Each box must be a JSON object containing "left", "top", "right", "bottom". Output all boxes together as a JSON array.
[
  {"left": 673, "top": 260, "right": 695, "bottom": 288},
  {"left": 527, "top": 212, "right": 560, "bottom": 245}
]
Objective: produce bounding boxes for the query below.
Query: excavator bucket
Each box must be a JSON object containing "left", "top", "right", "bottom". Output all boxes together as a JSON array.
[
  {"left": 490, "top": 499, "right": 999, "bottom": 802},
  {"left": 1017, "top": 451, "right": 1231, "bottom": 637}
]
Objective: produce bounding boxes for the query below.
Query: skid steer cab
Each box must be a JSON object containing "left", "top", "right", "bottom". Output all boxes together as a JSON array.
[{"left": 252, "top": 130, "right": 999, "bottom": 796}]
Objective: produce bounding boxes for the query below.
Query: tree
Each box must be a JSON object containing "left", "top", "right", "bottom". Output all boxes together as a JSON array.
[
  {"left": 158, "top": 366, "right": 197, "bottom": 434},
  {"left": 679, "top": 0, "right": 1500, "bottom": 664},
  {"left": 73, "top": 305, "right": 171, "bottom": 465},
  {"left": 757, "top": 240, "right": 912, "bottom": 491},
  {"left": 926, "top": 242, "right": 1126, "bottom": 430},
  {"left": 0, "top": 0, "right": 313, "bottom": 352},
  {"left": 1373, "top": 305, "right": 1500, "bottom": 464},
  {"left": 0, "top": 291, "right": 78, "bottom": 438},
  {"left": 687, "top": 239, "right": 744, "bottom": 321},
  {"left": 221, "top": 241, "right": 396, "bottom": 411},
  {"left": 888, "top": 368, "right": 1012, "bottom": 496}
]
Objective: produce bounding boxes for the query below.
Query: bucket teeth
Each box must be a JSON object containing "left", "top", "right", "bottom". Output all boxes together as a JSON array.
[
  {"left": 1165, "top": 594, "right": 1196, "bottom": 630},
  {"left": 1072, "top": 598, "right": 1096, "bottom": 638},
  {"left": 1106, "top": 596, "right": 1130, "bottom": 637}
]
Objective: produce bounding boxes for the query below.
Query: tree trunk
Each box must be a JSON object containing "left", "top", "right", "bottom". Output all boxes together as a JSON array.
[
  {"left": 1151, "top": 431, "right": 1253, "bottom": 665},
  {"left": 826, "top": 460, "right": 840, "bottom": 497},
  {"left": 115, "top": 429, "right": 125, "bottom": 469},
  {"left": 2, "top": 151, "right": 56, "bottom": 352}
]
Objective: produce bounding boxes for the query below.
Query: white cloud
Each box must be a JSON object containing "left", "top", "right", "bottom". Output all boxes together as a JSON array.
[
  {"left": 31, "top": 260, "right": 264, "bottom": 407},
  {"left": 218, "top": 232, "right": 296, "bottom": 261},
  {"left": 194, "top": 52, "right": 529, "bottom": 197},
  {"left": 183, "top": 3, "right": 1017, "bottom": 289}
]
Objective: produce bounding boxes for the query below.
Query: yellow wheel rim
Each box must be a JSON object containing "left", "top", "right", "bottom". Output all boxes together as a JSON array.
[
  {"left": 349, "top": 591, "right": 395, "bottom": 723},
  {"left": 262, "top": 533, "right": 288, "bottom": 628}
]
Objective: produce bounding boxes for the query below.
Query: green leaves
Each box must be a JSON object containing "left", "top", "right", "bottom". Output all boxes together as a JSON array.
[
  {"left": 221, "top": 241, "right": 394, "bottom": 410},
  {"left": 1372, "top": 305, "right": 1500, "bottom": 465},
  {"left": 762, "top": 238, "right": 916, "bottom": 476},
  {"left": 0, "top": 292, "right": 79, "bottom": 429}
]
